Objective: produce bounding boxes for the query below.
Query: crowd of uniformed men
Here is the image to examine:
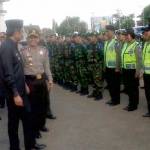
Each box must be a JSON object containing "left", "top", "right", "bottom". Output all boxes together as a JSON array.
[
  {"left": 46, "top": 24, "right": 150, "bottom": 112},
  {"left": 0, "top": 19, "right": 150, "bottom": 150}
]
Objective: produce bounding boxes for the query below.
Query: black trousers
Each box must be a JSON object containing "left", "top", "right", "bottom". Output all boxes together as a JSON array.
[
  {"left": 0, "top": 87, "right": 6, "bottom": 107},
  {"left": 0, "top": 96, "right": 5, "bottom": 107},
  {"left": 122, "top": 69, "right": 139, "bottom": 107},
  {"left": 105, "top": 68, "right": 120, "bottom": 103},
  {"left": 7, "top": 100, "right": 33, "bottom": 150},
  {"left": 143, "top": 74, "right": 150, "bottom": 113},
  {"left": 46, "top": 91, "right": 53, "bottom": 116},
  {"left": 26, "top": 77, "right": 47, "bottom": 137}
]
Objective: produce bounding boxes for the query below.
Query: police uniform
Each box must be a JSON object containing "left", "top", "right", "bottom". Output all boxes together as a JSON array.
[
  {"left": 21, "top": 29, "right": 53, "bottom": 139},
  {"left": 121, "top": 29, "right": 141, "bottom": 111},
  {"left": 0, "top": 20, "right": 33, "bottom": 150},
  {"left": 104, "top": 25, "right": 121, "bottom": 106},
  {"left": 142, "top": 26, "right": 150, "bottom": 117}
]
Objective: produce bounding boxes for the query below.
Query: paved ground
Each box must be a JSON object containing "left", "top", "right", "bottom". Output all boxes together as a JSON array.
[{"left": 0, "top": 84, "right": 150, "bottom": 150}]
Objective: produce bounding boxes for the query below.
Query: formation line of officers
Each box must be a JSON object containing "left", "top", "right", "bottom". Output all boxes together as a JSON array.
[{"left": 46, "top": 24, "right": 150, "bottom": 114}]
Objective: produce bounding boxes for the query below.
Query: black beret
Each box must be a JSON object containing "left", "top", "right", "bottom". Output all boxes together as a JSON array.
[
  {"left": 126, "top": 29, "right": 135, "bottom": 39},
  {"left": 106, "top": 25, "right": 115, "bottom": 31},
  {"left": 5, "top": 19, "right": 23, "bottom": 34}
]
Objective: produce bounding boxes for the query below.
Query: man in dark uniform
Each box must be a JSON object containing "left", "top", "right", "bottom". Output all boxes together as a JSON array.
[
  {"left": 0, "top": 19, "right": 35, "bottom": 150},
  {"left": 0, "top": 32, "right": 6, "bottom": 109}
]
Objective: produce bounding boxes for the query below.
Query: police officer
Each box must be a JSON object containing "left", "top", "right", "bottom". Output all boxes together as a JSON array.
[
  {"left": 0, "top": 19, "right": 33, "bottom": 150},
  {"left": 21, "top": 29, "right": 53, "bottom": 144},
  {"left": 104, "top": 25, "right": 121, "bottom": 106},
  {"left": 121, "top": 29, "right": 141, "bottom": 111},
  {"left": 142, "top": 26, "right": 150, "bottom": 117}
]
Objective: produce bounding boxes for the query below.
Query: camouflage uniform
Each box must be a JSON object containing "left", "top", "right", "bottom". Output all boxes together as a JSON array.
[
  {"left": 87, "top": 37, "right": 104, "bottom": 100},
  {"left": 75, "top": 43, "right": 89, "bottom": 95}
]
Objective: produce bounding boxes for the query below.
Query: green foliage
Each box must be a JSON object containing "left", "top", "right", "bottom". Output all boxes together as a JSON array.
[
  {"left": 142, "top": 5, "right": 150, "bottom": 24},
  {"left": 112, "top": 14, "right": 135, "bottom": 29},
  {"left": 56, "top": 17, "right": 88, "bottom": 35}
]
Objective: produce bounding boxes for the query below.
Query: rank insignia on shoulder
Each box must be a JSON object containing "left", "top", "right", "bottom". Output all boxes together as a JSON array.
[{"left": 40, "top": 50, "right": 44, "bottom": 55}]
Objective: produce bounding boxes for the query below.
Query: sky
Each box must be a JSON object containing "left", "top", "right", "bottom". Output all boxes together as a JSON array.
[{"left": 2, "top": 0, "right": 150, "bottom": 28}]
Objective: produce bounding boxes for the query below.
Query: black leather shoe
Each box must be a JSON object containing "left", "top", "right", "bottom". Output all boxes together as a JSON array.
[
  {"left": 109, "top": 102, "right": 120, "bottom": 106},
  {"left": 106, "top": 101, "right": 113, "bottom": 105},
  {"left": 127, "top": 106, "right": 138, "bottom": 111},
  {"left": 0, "top": 117, "right": 1, "bottom": 120},
  {"left": 80, "top": 91, "right": 89, "bottom": 96},
  {"left": 40, "top": 126, "right": 49, "bottom": 132},
  {"left": 36, "top": 132, "right": 42, "bottom": 139},
  {"left": 47, "top": 114, "right": 56, "bottom": 120},
  {"left": 32, "top": 143, "right": 46, "bottom": 149},
  {"left": 87, "top": 94, "right": 94, "bottom": 98},
  {"left": 123, "top": 106, "right": 129, "bottom": 111},
  {"left": 0, "top": 105, "right": 5, "bottom": 108},
  {"left": 143, "top": 113, "right": 150, "bottom": 117},
  {"left": 94, "top": 95, "right": 103, "bottom": 101}
]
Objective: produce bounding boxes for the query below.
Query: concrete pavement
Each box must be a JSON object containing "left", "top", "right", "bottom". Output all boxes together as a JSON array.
[{"left": 0, "top": 84, "right": 150, "bottom": 150}]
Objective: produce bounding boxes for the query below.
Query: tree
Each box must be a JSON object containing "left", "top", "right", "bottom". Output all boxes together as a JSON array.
[
  {"left": 42, "top": 28, "right": 54, "bottom": 37},
  {"left": 112, "top": 13, "right": 135, "bottom": 29},
  {"left": 24, "top": 24, "right": 41, "bottom": 34},
  {"left": 57, "top": 17, "right": 88, "bottom": 35},
  {"left": 120, "top": 14, "right": 135, "bottom": 29},
  {"left": 141, "top": 5, "right": 150, "bottom": 24},
  {"left": 52, "top": 19, "right": 58, "bottom": 33}
]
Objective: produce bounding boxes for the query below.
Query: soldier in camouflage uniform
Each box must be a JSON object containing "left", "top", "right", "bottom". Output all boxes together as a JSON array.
[
  {"left": 68, "top": 36, "right": 79, "bottom": 91},
  {"left": 62, "top": 37, "right": 72, "bottom": 88},
  {"left": 74, "top": 34, "right": 89, "bottom": 95},
  {"left": 46, "top": 34, "right": 58, "bottom": 82},
  {"left": 87, "top": 33, "right": 104, "bottom": 100}
]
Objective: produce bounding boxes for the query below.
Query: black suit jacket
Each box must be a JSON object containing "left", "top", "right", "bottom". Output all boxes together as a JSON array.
[{"left": 0, "top": 38, "right": 30, "bottom": 111}]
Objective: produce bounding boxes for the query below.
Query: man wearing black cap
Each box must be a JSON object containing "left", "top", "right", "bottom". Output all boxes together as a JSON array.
[
  {"left": 142, "top": 26, "right": 150, "bottom": 117},
  {"left": 0, "top": 19, "right": 34, "bottom": 150},
  {"left": 121, "top": 29, "right": 141, "bottom": 111},
  {"left": 104, "top": 25, "right": 121, "bottom": 106}
]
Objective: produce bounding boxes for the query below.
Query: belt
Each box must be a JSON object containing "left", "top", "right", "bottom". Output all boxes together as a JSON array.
[{"left": 25, "top": 73, "right": 45, "bottom": 80}]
